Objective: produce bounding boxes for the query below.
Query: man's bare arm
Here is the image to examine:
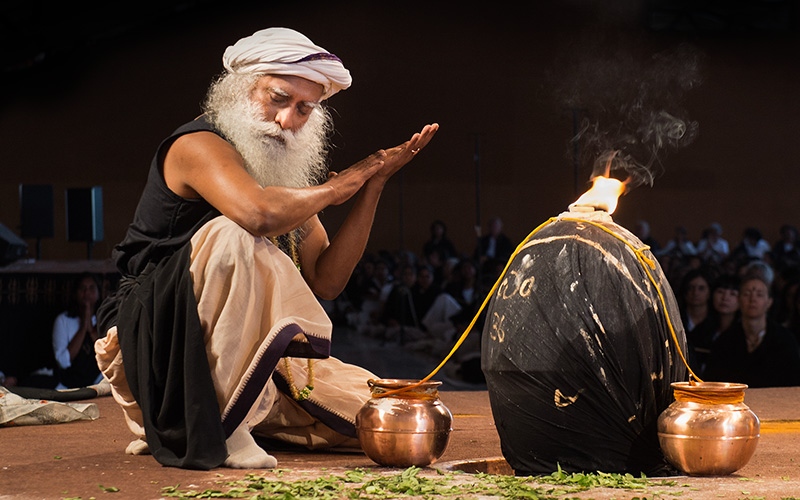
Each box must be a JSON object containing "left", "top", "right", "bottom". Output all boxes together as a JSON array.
[
  {"left": 163, "top": 131, "right": 386, "bottom": 237},
  {"left": 300, "top": 124, "right": 439, "bottom": 299}
]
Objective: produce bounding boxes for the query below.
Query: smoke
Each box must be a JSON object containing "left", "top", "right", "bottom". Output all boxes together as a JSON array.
[{"left": 548, "top": 36, "right": 703, "bottom": 190}]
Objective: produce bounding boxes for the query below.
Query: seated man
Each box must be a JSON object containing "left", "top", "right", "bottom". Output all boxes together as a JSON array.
[{"left": 95, "top": 27, "right": 437, "bottom": 470}]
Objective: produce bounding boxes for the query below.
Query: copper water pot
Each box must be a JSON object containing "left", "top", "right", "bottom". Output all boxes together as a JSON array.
[
  {"left": 657, "top": 381, "right": 759, "bottom": 476},
  {"left": 356, "top": 379, "right": 453, "bottom": 467}
]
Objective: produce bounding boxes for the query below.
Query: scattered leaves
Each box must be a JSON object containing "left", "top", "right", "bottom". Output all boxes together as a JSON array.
[{"left": 160, "top": 465, "right": 684, "bottom": 499}]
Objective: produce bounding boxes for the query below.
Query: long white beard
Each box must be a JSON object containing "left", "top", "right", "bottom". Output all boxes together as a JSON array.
[{"left": 203, "top": 73, "right": 332, "bottom": 188}]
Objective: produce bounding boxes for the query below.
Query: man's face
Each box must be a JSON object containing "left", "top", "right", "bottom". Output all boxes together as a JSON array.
[
  {"left": 685, "top": 276, "right": 709, "bottom": 306},
  {"left": 250, "top": 75, "right": 324, "bottom": 133}
]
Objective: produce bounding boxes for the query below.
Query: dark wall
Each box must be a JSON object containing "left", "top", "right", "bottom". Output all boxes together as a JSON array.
[{"left": 1, "top": 0, "right": 799, "bottom": 263}]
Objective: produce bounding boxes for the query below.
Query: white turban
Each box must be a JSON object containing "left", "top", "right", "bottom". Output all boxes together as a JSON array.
[{"left": 222, "top": 27, "right": 351, "bottom": 100}]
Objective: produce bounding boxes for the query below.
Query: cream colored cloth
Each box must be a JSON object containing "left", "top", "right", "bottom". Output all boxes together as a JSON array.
[
  {"left": 0, "top": 387, "right": 98, "bottom": 426},
  {"left": 222, "top": 27, "right": 351, "bottom": 100},
  {"left": 96, "top": 216, "right": 374, "bottom": 454}
]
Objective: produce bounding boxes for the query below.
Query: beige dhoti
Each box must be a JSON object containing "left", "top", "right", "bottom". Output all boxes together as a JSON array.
[{"left": 96, "top": 216, "right": 374, "bottom": 461}]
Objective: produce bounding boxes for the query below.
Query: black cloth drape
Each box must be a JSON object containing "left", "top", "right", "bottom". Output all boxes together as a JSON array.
[
  {"left": 98, "top": 244, "right": 227, "bottom": 470},
  {"left": 481, "top": 215, "right": 687, "bottom": 476}
]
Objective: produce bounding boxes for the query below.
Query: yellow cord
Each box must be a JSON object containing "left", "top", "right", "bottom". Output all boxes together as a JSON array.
[
  {"left": 558, "top": 217, "right": 702, "bottom": 383},
  {"left": 374, "top": 215, "right": 699, "bottom": 399},
  {"left": 673, "top": 386, "right": 743, "bottom": 404}
]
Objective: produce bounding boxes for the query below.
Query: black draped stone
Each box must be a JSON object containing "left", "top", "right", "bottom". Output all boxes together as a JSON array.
[{"left": 481, "top": 212, "right": 687, "bottom": 476}]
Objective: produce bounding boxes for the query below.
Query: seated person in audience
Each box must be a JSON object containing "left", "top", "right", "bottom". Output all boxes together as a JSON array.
[
  {"left": 381, "top": 264, "right": 424, "bottom": 338},
  {"left": 656, "top": 225, "right": 697, "bottom": 260},
  {"left": 732, "top": 227, "right": 771, "bottom": 265},
  {"left": 696, "top": 223, "right": 729, "bottom": 264},
  {"left": 687, "top": 274, "right": 739, "bottom": 379},
  {"left": 678, "top": 268, "right": 712, "bottom": 334},
  {"left": 52, "top": 273, "right": 105, "bottom": 389},
  {"left": 704, "top": 276, "right": 800, "bottom": 387},
  {"left": 772, "top": 224, "right": 800, "bottom": 271},
  {"left": 474, "top": 216, "right": 513, "bottom": 268},
  {"left": 412, "top": 264, "right": 439, "bottom": 321},
  {"left": 422, "top": 220, "right": 458, "bottom": 269}
]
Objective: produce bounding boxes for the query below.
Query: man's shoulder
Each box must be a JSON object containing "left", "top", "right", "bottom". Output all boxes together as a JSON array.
[{"left": 172, "top": 114, "right": 217, "bottom": 135}]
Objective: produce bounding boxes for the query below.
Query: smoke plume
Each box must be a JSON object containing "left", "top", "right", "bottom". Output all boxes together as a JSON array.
[{"left": 548, "top": 36, "right": 703, "bottom": 190}]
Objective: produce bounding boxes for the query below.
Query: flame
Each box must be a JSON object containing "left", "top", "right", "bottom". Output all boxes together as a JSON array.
[{"left": 569, "top": 176, "right": 626, "bottom": 214}]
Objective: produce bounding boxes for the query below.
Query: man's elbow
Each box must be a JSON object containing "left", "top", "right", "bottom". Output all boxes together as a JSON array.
[
  {"left": 243, "top": 205, "right": 283, "bottom": 236},
  {"left": 309, "top": 280, "right": 344, "bottom": 302}
]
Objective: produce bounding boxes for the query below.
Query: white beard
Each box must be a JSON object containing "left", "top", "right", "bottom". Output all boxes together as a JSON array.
[{"left": 203, "top": 73, "right": 332, "bottom": 189}]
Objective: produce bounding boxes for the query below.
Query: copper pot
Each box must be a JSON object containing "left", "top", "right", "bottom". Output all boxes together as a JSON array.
[
  {"left": 657, "top": 381, "right": 760, "bottom": 476},
  {"left": 356, "top": 379, "right": 453, "bottom": 467}
]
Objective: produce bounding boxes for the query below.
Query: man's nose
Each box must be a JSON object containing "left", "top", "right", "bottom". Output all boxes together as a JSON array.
[{"left": 274, "top": 107, "right": 297, "bottom": 131}]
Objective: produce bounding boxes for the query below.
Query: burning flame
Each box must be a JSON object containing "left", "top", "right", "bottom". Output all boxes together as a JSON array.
[
  {"left": 569, "top": 150, "right": 628, "bottom": 214},
  {"left": 569, "top": 176, "right": 627, "bottom": 214}
]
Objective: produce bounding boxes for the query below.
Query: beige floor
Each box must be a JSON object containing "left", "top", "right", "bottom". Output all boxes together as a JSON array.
[{"left": 1, "top": 384, "right": 799, "bottom": 499}]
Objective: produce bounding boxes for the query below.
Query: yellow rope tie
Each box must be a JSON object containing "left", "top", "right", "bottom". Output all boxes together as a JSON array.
[
  {"left": 558, "top": 217, "right": 702, "bottom": 383},
  {"left": 673, "top": 387, "right": 744, "bottom": 404},
  {"left": 374, "top": 217, "right": 558, "bottom": 399},
  {"left": 374, "top": 215, "right": 700, "bottom": 399}
]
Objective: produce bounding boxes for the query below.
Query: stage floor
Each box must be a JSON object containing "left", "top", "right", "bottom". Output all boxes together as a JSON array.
[{"left": 1, "top": 386, "right": 799, "bottom": 499}]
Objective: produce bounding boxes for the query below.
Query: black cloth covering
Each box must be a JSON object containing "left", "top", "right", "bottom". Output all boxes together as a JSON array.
[
  {"left": 98, "top": 244, "right": 227, "bottom": 470},
  {"left": 481, "top": 214, "right": 687, "bottom": 476}
]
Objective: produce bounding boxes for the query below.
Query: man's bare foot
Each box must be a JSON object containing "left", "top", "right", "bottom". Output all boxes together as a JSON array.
[
  {"left": 223, "top": 425, "right": 277, "bottom": 469},
  {"left": 125, "top": 438, "right": 150, "bottom": 455}
]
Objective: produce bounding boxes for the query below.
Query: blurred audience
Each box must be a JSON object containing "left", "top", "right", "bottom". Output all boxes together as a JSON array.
[
  {"left": 704, "top": 276, "right": 800, "bottom": 387},
  {"left": 696, "top": 223, "right": 730, "bottom": 265}
]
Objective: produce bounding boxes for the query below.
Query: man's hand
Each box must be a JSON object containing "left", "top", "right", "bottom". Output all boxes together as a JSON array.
[
  {"left": 324, "top": 150, "right": 387, "bottom": 205},
  {"left": 325, "top": 123, "right": 439, "bottom": 201},
  {"left": 371, "top": 123, "right": 439, "bottom": 185},
  {"left": 301, "top": 123, "right": 439, "bottom": 299}
]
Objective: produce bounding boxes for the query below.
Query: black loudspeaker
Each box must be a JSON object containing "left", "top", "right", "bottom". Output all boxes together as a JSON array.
[
  {"left": 0, "top": 222, "right": 28, "bottom": 266},
  {"left": 19, "top": 184, "right": 55, "bottom": 239},
  {"left": 66, "top": 187, "right": 104, "bottom": 243}
]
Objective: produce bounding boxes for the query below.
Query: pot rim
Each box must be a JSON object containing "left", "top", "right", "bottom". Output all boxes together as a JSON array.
[
  {"left": 671, "top": 381, "right": 748, "bottom": 392},
  {"left": 368, "top": 378, "right": 443, "bottom": 390}
]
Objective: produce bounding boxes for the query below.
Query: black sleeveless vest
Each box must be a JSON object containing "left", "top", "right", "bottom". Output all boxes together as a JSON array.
[{"left": 113, "top": 116, "right": 222, "bottom": 276}]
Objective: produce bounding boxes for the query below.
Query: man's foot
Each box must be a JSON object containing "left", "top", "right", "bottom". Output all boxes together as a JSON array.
[
  {"left": 224, "top": 425, "right": 278, "bottom": 469},
  {"left": 125, "top": 438, "right": 150, "bottom": 455}
]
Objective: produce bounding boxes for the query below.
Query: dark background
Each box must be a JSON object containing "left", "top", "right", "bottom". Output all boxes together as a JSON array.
[{"left": 1, "top": 0, "right": 799, "bottom": 263}]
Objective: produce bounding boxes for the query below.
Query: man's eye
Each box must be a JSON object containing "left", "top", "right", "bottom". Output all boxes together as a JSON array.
[{"left": 268, "top": 91, "right": 289, "bottom": 104}]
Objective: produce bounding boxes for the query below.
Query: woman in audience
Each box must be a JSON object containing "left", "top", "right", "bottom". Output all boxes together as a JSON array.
[
  {"left": 52, "top": 273, "right": 104, "bottom": 389},
  {"left": 686, "top": 274, "right": 740, "bottom": 379},
  {"left": 705, "top": 276, "right": 800, "bottom": 387}
]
